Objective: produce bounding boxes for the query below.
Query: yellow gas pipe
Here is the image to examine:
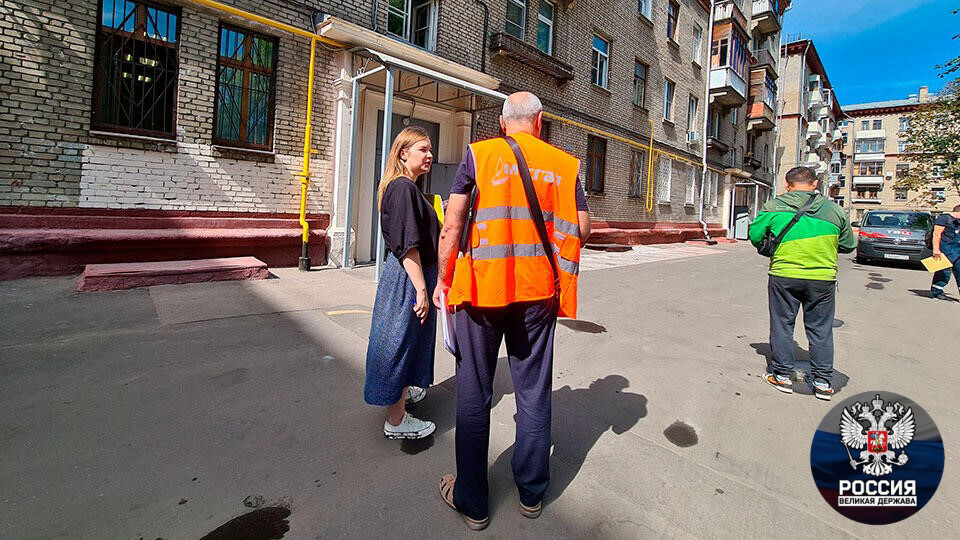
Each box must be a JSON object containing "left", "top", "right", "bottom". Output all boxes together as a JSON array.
[{"left": 298, "top": 37, "right": 317, "bottom": 270}]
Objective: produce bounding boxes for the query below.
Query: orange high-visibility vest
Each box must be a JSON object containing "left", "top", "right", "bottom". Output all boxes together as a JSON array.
[{"left": 448, "top": 132, "right": 581, "bottom": 318}]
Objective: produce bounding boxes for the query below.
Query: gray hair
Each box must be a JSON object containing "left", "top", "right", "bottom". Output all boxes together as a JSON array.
[{"left": 501, "top": 92, "right": 543, "bottom": 125}]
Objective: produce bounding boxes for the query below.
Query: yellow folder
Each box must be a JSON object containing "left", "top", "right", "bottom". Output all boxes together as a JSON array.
[
  {"left": 431, "top": 194, "right": 445, "bottom": 225},
  {"left": 922, "top": 256, "right": 953, "bottom": 273}
]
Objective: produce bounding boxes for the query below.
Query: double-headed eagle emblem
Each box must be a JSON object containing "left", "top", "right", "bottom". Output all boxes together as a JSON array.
[{"left": 839, "top": 394, "right": 915, "bottom": 477}]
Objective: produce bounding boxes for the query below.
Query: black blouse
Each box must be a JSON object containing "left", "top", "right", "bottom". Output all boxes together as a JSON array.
[{"left": 380, "top": 177, "right": 441, "bottom": 264}]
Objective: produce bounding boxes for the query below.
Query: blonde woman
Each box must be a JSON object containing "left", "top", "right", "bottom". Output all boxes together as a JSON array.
[{"left": 364, "top": 126, "right": 440, "bottom": 439}]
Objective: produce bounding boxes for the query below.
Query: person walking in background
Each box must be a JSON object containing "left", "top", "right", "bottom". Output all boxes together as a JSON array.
[
  {"left": 432, "top": 92, "right": 591, "bottom": 530},
  {"left": 364, "top": 126, "right": 440, "bottom": 440},
  {"left": 749, "top": 166, "right": 856, "bottom": 401},
  {"left": 930, "top": 204, "right": 960, "bottom": 301}
]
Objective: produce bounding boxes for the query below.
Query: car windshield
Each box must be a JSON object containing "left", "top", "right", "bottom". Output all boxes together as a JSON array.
[{"left": 863, "top": 212, "right": 932, "bottom": 230}]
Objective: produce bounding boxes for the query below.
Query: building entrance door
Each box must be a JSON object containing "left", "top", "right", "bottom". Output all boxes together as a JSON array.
[{"left": 370, "top": 112, "right": 441, "bottom": 262}]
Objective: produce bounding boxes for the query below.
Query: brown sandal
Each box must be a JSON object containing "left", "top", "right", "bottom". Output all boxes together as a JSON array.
[{"left": 438, "top": 474, "right": 489, "bottom": 531}]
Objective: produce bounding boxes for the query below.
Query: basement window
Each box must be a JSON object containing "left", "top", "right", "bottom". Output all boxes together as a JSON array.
[{"left": 93, "top": 0, "right": 180, "bottom": 138}]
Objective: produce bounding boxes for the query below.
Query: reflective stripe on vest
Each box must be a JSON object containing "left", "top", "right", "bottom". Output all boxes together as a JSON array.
[
  {"left": 474, "top": 206, "right": 581, "bottom": 238},
  {"left": 470, "top": 243, "right": 580, "bottom": 274}
]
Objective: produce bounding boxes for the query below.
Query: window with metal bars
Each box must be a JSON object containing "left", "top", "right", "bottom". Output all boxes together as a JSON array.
[
  {"left": 214, "top": 24, "right": 278, "bottom": 151},
  {"left": 93, "top": 0, "right": 180, "bottom": 138},
  {"left": 629, "top": 149, "right": 647, "bottom": 198}
]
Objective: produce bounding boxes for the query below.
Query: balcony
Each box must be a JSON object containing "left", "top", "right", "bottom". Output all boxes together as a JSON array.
[
  {"left": 707, "top": 135, "right": 730, "bottom": 153},
  {"left": 709, "top": 67, "right": 747, "bottom": 106},
  {"left": 752, "top": 0, "right": 782, "bottom": 35},
  {"left": 751, "top": 47, "right": 777, "bottom": 77},
  {"left": 851, "top": 196, "right": 882, "bottom": 204},
  {"left": 747, "top": 101, "right": 775, "bottom": 131},
  {"left": 715, "top": 0, "right": 750, "bottom": 34},
  {"left": 854, "top": 152, "right": 885, "bottom": 162},
  {"left": 831, "top": 128, "right": 843, "bottom": 142},
  {"left": 803, "top": 154, "right": 827, "bottom": 174},
  {"left": 489, "top": 32, "right": 575, "bottom": 82},
  {"left": 807, "top": 90, "right": 825, "bottom": 110},
  {"left": 743, "top": 153, "right": 762, "bottom": 169},
  {"left": 815, "top": 133, "right": 830, "bottom": 149},
  {"left": 855, "top": 129, "right": 885, "bottom": 140},
  {"left": 853, "top": 176, "right": 885, "bottom": 187},
  {"left": 806, "top": 122, "right": 822, "bottom": 140}
]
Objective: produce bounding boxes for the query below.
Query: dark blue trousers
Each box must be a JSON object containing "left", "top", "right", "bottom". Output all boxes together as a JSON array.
[{"left": 452, "top": 299, "right": 557, "bottom": 520}]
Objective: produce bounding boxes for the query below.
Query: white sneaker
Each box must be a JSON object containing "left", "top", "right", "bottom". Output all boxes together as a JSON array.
[
  {"left": 383, "top": 412, "right": 436, "bottom": 440},
  {"left": 405, "top": 386, "right": 426, "bottom": 405}
]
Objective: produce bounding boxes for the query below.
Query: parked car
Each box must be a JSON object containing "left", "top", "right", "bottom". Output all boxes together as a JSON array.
[{"left": 855, "top": 211, "right": 934, "bottom": 264}]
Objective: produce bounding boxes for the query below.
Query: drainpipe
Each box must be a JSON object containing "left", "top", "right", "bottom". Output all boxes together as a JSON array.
[
  {"left": 473, "top": 0, "right": 490, "bottom": 72},
  {"left": 795, "top": 40, "right": 810, "bottom": 181},
  {"left": 371, "top": 0, "right": 378, "bottom": 33},
  {"left": 697, "top": 0, "right": 716, "bottom": 240},
  {"left": 771, "top": 2, "right": 792, "bottom": 197}
]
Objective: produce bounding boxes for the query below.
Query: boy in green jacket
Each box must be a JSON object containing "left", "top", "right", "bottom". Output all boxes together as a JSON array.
[{"left": 748, "top": 167, "right": 856, "bottom": 400}]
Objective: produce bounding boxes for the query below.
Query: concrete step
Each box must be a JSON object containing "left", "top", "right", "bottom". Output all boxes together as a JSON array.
[
  {"left": 77, "top": 256, "right": 270, "bottom": 292},
  {"left": 587, "top": 226, "right": 727, "bottom": 246}
]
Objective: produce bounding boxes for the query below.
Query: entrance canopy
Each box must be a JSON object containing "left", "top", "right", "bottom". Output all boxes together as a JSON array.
[{"left": 325, "top": 17, "right": 508, "bottom": 271}]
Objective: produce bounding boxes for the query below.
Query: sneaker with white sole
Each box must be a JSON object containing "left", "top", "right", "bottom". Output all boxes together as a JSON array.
[
  {"left": 812, "top": 380, "right": 835, "bottom": 401},
  {"left": 765, "top": 373, "right": 793, "bottom": 394},
  {"left": 383, "top": 412, "right": 435, "bottom": 440},
  {"left": 405, "top": 386, "right": 426, "bottom": 406}
]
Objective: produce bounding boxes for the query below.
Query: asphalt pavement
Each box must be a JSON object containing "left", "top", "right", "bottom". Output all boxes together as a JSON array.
[{"left": 0, "top": 243, "right": 957, "bottom": 539}]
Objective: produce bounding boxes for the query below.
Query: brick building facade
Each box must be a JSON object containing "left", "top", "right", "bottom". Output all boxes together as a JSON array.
[{"left": 1, "top": 0, "right": 771, "bottom": 276}]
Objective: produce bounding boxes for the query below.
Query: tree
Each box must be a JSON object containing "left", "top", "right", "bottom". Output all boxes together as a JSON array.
[{"left": 896, "top": 79, "right": 960, "bottom": 207}]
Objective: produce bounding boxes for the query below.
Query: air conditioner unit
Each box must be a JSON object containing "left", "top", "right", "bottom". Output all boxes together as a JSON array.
[{"left": 687, "top": 131, "right": 699, "bottom": 144}]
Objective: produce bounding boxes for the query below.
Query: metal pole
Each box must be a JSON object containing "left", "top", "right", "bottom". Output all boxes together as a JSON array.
[
  {"left": 342, "top": 77, "right": 362, "bottom": 269},
  {"left": 375, "top": 66, "right": 396, "bottom": 283}
]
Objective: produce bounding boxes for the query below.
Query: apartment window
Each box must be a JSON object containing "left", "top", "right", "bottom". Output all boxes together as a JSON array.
[
  {"left": 855, "top": 138, "right": 885, "bottom": 153},
  {"left": 708, "top": 108, "right": 720, "bottom": 138},
  {"left": 93, "top": 0, "right": 180, "bottom": 137},
  {"left": 897, "top": 140, "right": 907, "bottom": 153},
  {"left": 685, "top": 166, "right": 697, "bottom": 205},
  {"left": 637, "top": 0, "right": 652, "bottom": 20},
  {"left": 730, "top": 107, "right": 738, "bottom": 126},
  {"left": 899, "top": 117, "right": 911, "bottom": 131},
  {"left": 629, "top": 150, "right": 647, "bottom": 198},
  {"left": 587, "top": 135, "right": 606, "bottom": 193},
  {"left": 591, "top": 35, "right": 609, "bottom": 88},
  {"left": 633, "top": 61, "right": 647, "bottom": 107},
  {"left": 830, "top": 163, "right": 841, "bottom": 174},
  {"left": 932, "top": 164, "right": 944, "bottom": 178},
  {"left": 933, "top": 187, "right": 946, "bottom": 202},
  {"left": 657, "top": 157, "right": 673, "bottom": 202},
  {"left": 505, "top": 0, "right": 526, "bottom": 40},
  {"left": 856, "top": 162, "right": 883, "bottom": 176},
  {"left": 686, "top": 95, "right": 698, "bottom": 134},
  {"left": 895, "top": 188, "right": 908, "bottom": 201},
  {"left": 214, "top": 25, "right": 278, "bottom": 150},
  {"left": 842, "top": 132, "right": 848, "bottom": 145},
  {"left": 860, "top": 120, "right": 869, "bottom": 130},
  {"left": 872, "top": 119, "right": 882, "bottom": 130},
  {"left": 692, "top": 24, "right": 703, "bottom": 64},
  {"left": 536, "top": 1, "right": 554, "bottom": 54},
  {"left": 764, "top": 75, "right": 777, "bottom": 111},
  {"left": 663, "top": 79, "right": 676, "bottom": 122},
  {"left": 387, "top": 0, "right": 437, "bottom": 49},
  {"left": 896, "top": 163, "right": 910, "bottom": 178},
  {"left": 666, "top": 1, "right": 679, "bottom": 42}
]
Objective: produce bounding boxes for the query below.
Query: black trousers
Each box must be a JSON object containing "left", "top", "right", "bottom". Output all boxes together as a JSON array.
[
  {"left": 452, "top": 299, "right": 557, "bottom": 520},
  {"left": 767, "top": 275, "right": 836, "bottom": 385}
]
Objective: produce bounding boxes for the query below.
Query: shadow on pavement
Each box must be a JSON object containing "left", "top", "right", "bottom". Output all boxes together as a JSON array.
[
  {"left": 749, "top": 343, "right": 851, "bottom": 395},
  {"left": 908, "top": 289, "right": 960, "bottom": 302},
  {"left": 486, "top": 375, "right": 647, "bottom": 514},
  {"left": 199, "top": 506, "right": 291, "bottom": 540}
]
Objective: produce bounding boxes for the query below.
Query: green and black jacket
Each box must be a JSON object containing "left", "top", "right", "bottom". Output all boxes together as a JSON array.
[{"left": 748, "top": 191, "right": 856, "bottom": 281}]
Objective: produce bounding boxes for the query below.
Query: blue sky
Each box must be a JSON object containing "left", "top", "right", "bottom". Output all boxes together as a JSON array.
[{"left": 782, "top": 0, "right": 959, "bottom": 106}]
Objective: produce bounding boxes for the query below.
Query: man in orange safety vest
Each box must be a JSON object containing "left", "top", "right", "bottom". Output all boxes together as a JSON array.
[{"left": 433, "top": 91, "right": 591, "bottom": 530}]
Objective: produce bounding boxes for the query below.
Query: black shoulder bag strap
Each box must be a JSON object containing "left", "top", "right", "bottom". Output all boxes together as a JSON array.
[
  {"left": 505, "top": 136, "right": 561, "bottom": 301},
  {"left": 771, "top": 192, "right": 818, "bottom": 251}
]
